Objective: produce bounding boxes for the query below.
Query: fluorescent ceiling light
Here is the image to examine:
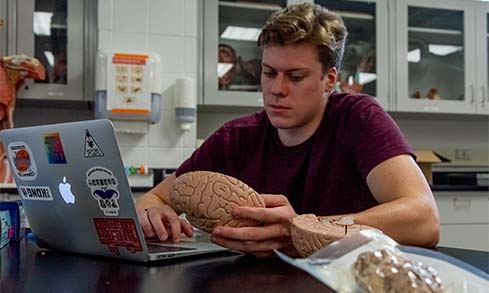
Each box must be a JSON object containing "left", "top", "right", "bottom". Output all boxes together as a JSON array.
[
  {"left": 337, "top": 11, "right": 374, "bottom": 20},
  {"left": 33, "top": 12, "right": 53, "bottom": 36},
  {"left": 221, "top": 26, "right": 261, "bottom": 42},
  {"left": 407, "top": 48, "right": 421, "bottom": 63},
  {"left": 44, "top": 51, "right": 54, "bottom": 67},
  {"left": 428, "top": 44, "right": 463, "bottom": 56},
  {"left": 358, "top": 72, "right": 377, "bottom": 85},
  {"left": 217, "top": 63, "right": 234, "bottom": 78}
]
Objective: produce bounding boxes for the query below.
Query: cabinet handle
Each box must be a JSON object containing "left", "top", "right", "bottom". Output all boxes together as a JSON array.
[
  {"left": 469, "top": 85, "right": 475, "bottom": 104},
  {"left": 453, "top": 197, "right": 471, "bottom": 208},
  {"left": 48, "top": 92, "right": 65, "bottom": 97},
  {"left": 481, "top": 86, "right": 487, "bottom": 108}
]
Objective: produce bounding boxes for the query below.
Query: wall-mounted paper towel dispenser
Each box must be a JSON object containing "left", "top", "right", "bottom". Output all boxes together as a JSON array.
[{"left": 94, "top": 51, "right": 162, "bottom": 123}]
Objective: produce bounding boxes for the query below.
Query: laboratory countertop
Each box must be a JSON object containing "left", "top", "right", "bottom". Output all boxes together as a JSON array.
[{"left": 1, "top": 237, "right": 487, "bottom": 293}]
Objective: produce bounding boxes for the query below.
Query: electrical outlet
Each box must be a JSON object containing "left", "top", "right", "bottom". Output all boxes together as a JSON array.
[{"left": 455, "top": 149, "right": 472, "bottom": 160}]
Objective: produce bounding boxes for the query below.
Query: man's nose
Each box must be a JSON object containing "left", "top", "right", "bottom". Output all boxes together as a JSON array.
[{"left": 270, "top": 73, "right": 289, "bottom": 97}]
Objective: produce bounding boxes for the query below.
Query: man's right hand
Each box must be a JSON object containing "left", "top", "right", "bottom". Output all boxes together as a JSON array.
[
  {"left": 135, "top": 172, "right": 193, "bottom": 242},
  {"left": 136, "top": 204, "right": 193, "bottom": 242}
]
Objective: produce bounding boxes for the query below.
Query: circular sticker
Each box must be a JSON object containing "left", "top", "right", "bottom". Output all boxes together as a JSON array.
[
  {"left": 86, "top": 166, "right": 120, "bottom": 216},
  {"left": 7, "top": 141, "right": 38, "bottom": 181}
]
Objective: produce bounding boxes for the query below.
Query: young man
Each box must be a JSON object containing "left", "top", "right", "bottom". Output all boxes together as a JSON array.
[{"left": 136, "top": 3, "right": 440, "bottom": 257}]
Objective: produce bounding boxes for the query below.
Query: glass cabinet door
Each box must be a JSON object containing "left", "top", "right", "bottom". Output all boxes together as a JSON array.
[
  {"left": 395, "top": 0, "right": 476, "bottom": 113},
  {"left": 486, "top": 11, "right": 489, "bottom": 114},
  {"left": 475, "top": 3, "right": 489, "bottom": 115},
  {"left": 314, "top": 0, "right": 389, "bottom": 109},
  {"left": 0, "top": 0, "right": 6, "bottom": 57},
  {"left": 203, "top": 0, "right": 388, "bottom": 108},
  {"left": 203, "top": 0, "right": 287, "bottom": 106},
  {"left": 15, "top": 0, "right": 84, "bottom": 100}
]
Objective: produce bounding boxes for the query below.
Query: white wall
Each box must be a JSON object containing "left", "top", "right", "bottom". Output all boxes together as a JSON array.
[
  {"left": 394, "top": 115, "right": 489, "bottom": 166},
  {"left": 97, "top": 0, "right": 199, "bottom": 169}
]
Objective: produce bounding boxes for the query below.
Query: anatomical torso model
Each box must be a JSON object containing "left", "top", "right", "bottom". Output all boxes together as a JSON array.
[{"left": 0, "top": 22, "right": 46, "bottom": 183}]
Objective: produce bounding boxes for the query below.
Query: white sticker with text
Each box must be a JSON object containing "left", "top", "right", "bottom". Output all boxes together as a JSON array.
[{"left": 18, "top": 186, "right": 54, "bottom": 201}]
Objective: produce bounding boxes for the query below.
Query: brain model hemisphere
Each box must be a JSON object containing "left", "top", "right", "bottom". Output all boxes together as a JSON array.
[
  {"left": 170, "top": 171, "right": 265, "bottom": 233},
  {"left": 291, "top": 214, "right": 373, "bottom": 257},
  {"left": 353, "top": 248, "right": 443, "bottom": 293}
]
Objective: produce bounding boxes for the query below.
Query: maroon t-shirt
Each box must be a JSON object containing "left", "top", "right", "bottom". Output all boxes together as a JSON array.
[{"left": 176, "top": 92, "right": 414, "bottom": 215}]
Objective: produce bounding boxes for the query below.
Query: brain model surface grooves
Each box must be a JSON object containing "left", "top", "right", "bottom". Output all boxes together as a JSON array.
[
  {"left": 352, "top": 249, "right": 443, "bottom": 293},
  {"left": 291, "top": 214, "right": 373, "bottom": 257},
  {"left": 170, "top": 171, "right": 265, "bottom": 233}
]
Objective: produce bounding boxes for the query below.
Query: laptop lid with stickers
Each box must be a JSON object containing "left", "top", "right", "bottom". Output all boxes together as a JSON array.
[{"left": 0, "top": 119, "right": 226, "bottom": 262}]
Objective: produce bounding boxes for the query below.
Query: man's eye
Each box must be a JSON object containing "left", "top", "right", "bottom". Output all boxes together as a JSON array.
[
  {"left": 289, "top": 75, "right": 304, "bottom": 82},
  {"left": 263, "top": 71, "right": 275, "bottom": 78}
]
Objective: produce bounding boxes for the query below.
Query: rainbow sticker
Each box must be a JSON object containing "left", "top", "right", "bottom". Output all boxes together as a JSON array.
[{"left": 42, "top": 133, "right": 67, "bottom": 164}]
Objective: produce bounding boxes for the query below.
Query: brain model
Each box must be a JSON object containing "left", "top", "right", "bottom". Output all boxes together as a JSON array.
[
  {"left": 291, "top": 214, "right": 373, "bottom": 257},
  {"left": 353, "top": 248, "right": 443, "bottom": 293},
  {"left": 170, "top": 171, "right": 265, "bottom": 233}
]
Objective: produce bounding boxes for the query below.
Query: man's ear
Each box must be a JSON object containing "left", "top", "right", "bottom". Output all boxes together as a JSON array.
[{"left": 325, "top": 67, "right": 338, "bottom": 93}]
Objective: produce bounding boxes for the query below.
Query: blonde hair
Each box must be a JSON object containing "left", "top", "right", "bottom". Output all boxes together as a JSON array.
[{"left": 258, "top": 3, "right": 347, "bottom": 71}]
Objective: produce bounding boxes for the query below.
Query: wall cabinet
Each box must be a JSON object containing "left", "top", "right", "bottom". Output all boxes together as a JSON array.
[
  {"left": 314, "top": 0, "right": 389, "bottom": 108},
  {"left": 1, "top": 0, "right": 97, "bottom": 101},
  {"left": 203, "top": 0, "right": 288, "bottom": 107},
  {"left": 201, "top": 0, "right": 489, "bottom": 115},
  {"left": 475, "top": 2, "right": 489, "bottom": 115},
  {"left": 0, "top": 1, "right": 6, "bottom": 57},
  {"left": 394, "top": 0, "right": 488, "bottom": 114},
  {"left": 202, "top": 0, "right": 389, "bottom": 108}
]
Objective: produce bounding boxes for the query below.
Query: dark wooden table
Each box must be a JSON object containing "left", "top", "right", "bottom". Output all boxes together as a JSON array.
[{"left": 1, "top": 237, "right": 487, "bottom": 293}]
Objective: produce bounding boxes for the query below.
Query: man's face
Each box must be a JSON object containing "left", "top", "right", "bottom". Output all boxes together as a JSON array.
[{"left": 261, "top": 42, "right": 336, "bottom": 130}]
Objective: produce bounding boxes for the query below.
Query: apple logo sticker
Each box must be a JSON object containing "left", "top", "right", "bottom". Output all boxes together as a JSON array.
[{"left": 59, "top": 176, "right": 75, "bottom": 204}]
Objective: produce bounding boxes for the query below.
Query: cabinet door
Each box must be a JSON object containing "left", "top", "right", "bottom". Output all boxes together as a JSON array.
[
  {"left": 315, "top": 0, "right": 389, "bottom": 109},
  {"left": 0, "top": 0, "right": 6, "bottom": 56},
  {"left": 435, "top": 191, "right": 489, "bottom": 251},
  {"left": 475, "top": 2, "right": 489, "bottom": 115},
  {"left": 395, "top": 0, "right": 476, "bottom": 114},
  {"left": 15, "top": 0, "right": 84, "bottom": 100},
  {"left": 203, "top": 0, "right": 288, "bottom": 106}
]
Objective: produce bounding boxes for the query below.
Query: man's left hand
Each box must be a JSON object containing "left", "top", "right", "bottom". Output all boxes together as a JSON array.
[{"left": 210, "top": 194, "right": 298, "bottom": 258}]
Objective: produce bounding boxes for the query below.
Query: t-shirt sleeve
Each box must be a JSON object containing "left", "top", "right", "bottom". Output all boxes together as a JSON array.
[
  {"left": 175, "top": 127, "right": 227, "bottom": 177},
  {"left": 345, "top": 97, "right": 414, "bottom": 179}
]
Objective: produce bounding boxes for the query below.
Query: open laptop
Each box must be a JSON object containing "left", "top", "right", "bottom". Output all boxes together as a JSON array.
[{"left": 0, "top": 119, "right": 227, "bottom": 262}]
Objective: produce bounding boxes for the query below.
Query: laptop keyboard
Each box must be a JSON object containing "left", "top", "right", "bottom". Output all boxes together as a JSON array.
[{"left": 147, "top": 244, "right": 197, "bottom": 253}]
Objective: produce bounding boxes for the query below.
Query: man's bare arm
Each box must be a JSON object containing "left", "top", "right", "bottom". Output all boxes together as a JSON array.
[
  {"left": 135, "top": 172, "right": 193, "bottom": 241},
  {"left": 353, "top": 154, "right": 440, "bottom": 247},
  {"left": 136, "top": 172, "right": 177, "bottom": 210}
]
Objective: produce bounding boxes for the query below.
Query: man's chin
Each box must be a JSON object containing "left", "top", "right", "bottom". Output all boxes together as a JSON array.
[
  {"left": 268, "top": 119, "right": 294, "bottom": 130},
  {"left": 265, "top": 110, "right": 295, "bottom": 129}
]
